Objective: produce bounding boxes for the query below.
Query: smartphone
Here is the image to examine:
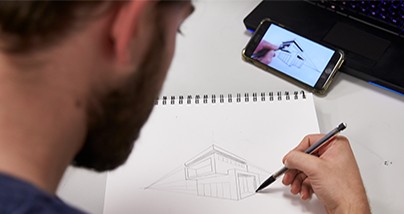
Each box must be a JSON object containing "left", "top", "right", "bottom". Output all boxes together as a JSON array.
[{"left": 242, "top": 19, "right": 344, "bottom": 95}]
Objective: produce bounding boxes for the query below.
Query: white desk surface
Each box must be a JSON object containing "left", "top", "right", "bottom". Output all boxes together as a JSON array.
[{"left": 57, "top": 1, "right": 404, "bottom": 213}]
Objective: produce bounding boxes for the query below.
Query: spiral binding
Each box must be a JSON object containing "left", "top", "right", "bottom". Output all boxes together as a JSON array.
[{"left": 156, "top": 91, "right": 306, "bottom": 105}]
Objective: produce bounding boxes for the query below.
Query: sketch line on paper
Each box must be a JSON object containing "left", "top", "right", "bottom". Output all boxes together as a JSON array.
[
  {"left": 144, "top": 166, "right": 185, "bottom": 190},
  {"left": 145, "top": 144, "right": 270, "bottom": 201}
]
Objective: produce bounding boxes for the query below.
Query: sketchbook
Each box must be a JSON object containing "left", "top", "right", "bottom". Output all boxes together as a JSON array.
[{"left": 103, "top": 91, "right": 324, "bottom": 213}]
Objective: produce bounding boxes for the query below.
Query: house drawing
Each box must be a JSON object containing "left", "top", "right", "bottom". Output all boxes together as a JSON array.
[
  {"left": 277, "top": 40, "right": 305, "bottom": 68},
  {"left": 145, "top": 145, "right": 268, "bottom": 201},
  {"left": 184, "top": 145, "right": 259, "bottom": 200}
]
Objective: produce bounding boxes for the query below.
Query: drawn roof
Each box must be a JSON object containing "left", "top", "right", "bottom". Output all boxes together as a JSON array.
[
  {"left": 281, "top": 39, "right": 303, "bottom": 52},
  {"left": 185, "top": 145, "right": 246, "bottom": 166}
]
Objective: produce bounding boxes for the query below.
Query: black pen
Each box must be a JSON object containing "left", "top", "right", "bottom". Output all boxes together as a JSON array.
[
  {"left": 256, "top": 123, "right": 347, "bottom": 192},
  {"left": 251, "top": 48, "right": 270, "bottom": 59},
  {"left": 252, "top": 43, "right": 287, "bottom": 59}
]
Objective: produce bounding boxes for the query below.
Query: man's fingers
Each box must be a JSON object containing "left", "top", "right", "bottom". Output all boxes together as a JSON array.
[
  {"left": 284, "top": 150, "right": 323, "bottom": 177},
  {"left": 282, "top": 169, "right": 299, "bottom": 185},
  {"left": 300, "top": 178, "right": 312, "bottom": 200},
  {"left": 291, "top": 172, "right": 307, "bottom": 195}
]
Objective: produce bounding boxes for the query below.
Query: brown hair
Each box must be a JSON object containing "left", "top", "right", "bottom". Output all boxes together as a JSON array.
[{"left": 0, "top": 1, "right": 113, "bottom": 54}]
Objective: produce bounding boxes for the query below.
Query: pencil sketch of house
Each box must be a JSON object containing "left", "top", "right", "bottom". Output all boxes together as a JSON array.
[
  {"left": 145, "top": 145, "right": 269, "bottom": 201},
  {"left": 277, "top": 40, "right": 305, "bottom": 68},
  {"left": 184, "top": 145, "right": 259, "bottom": 200}
]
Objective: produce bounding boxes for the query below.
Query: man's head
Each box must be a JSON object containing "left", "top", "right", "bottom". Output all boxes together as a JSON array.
[{"left": 0, "top": 1, "right": 193, "bottom": 172}]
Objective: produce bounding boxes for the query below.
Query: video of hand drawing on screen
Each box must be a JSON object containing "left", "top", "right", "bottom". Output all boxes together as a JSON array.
[{"left": 252, "top": 25, "right": 335, "bottom": 86}]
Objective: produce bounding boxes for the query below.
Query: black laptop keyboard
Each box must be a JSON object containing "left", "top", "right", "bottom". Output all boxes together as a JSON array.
[{"left": 313, "top": 0, "right": 404, "bottom": 36}]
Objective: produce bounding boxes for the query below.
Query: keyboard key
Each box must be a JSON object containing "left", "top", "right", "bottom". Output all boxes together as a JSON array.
[{"left": 317, "top": 0, "right": 404, "bottom": 34}]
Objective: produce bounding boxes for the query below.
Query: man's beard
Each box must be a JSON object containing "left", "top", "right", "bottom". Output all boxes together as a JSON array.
[{"left": 72, "top": 26, "right": 168, "bottom": 172}]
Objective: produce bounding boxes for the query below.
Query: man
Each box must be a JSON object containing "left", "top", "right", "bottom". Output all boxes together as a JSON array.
[{"left": 0, "top": 1, "right": 369, "bottom": 213}]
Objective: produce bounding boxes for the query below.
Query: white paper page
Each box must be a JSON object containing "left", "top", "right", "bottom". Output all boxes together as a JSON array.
[{"left": 104, "top": 92, "right": 322, "bottom": 214}]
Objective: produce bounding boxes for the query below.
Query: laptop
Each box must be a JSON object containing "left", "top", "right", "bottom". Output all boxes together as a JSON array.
[{"left": 244, "top": 0, "right": 404, "bottom": 95}]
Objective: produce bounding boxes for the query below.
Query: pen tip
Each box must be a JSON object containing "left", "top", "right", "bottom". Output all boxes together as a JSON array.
[{"left": 255, "top": 176, "right": 276, "bottom": 193}]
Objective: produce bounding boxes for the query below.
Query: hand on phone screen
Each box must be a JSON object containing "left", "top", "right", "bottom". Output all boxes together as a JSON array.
[{"left": 252, "top": 40, "right": 279, "bottom": 64}]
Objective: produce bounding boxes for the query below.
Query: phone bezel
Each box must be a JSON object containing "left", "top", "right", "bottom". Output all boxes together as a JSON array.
[{"left": 243, "top": 19, "right": 344, "bottom": 95}]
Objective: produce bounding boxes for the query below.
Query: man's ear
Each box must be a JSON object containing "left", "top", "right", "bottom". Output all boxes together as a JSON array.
[{"left": 111, "top": 1, "right": 156, "bottom": 65}]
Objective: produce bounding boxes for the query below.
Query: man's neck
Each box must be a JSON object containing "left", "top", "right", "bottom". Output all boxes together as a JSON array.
[
  {"left": 0, "top": 14, "right": 112, "bottom": 194},
  {"left": 0, "top": 59, "right": 88, "bottom": 194}
]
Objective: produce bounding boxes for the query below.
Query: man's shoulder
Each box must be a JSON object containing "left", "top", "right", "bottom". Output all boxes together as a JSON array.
[{"left": 0, "top": 173, "right": 86, "bottom": 214}]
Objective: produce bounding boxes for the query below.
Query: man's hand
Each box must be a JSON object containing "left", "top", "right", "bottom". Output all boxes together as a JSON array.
[
  {"left": 282, "top": 134, "right": 371, "bottom": 214},
  {"left": 252, "top": 40, "right": 278, "bottom": 64}
]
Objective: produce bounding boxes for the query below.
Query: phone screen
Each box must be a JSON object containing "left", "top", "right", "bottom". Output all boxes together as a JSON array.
[{"left": 251, "top": 24, "right": 336, "bottom": 87}]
